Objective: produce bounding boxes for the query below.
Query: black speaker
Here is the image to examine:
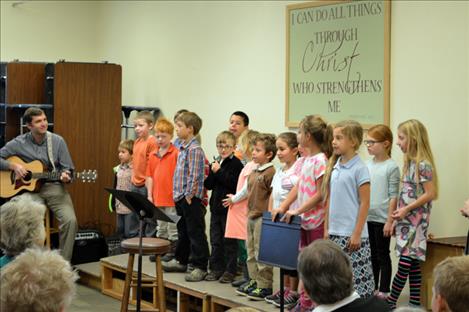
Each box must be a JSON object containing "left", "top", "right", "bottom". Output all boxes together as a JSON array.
[{"left": 71, "top": 229, "right": 108, "bottom": 265}]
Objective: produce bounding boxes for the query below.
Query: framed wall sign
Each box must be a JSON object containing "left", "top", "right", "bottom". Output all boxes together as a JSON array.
[{"left": 285, "top": 0, "right": 390, "bottom": 128}]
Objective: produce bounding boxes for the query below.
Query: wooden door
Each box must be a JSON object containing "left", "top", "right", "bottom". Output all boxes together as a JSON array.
[{"left": 54, "top": 62, "right": 121, "bottom": 236}]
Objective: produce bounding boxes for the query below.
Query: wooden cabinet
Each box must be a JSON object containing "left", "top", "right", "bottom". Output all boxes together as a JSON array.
[
  {"left": 0, "top": 62, "right": 53, "bottom": 145},
  {"left": 1, "top": 61, "right": 121, "bottom": 236},
  {"left": 421, "top": 236, "right": 466, "bottom": 309}
]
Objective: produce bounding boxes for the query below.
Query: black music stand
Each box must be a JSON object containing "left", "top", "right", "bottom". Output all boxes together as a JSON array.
[
  {"left": 259, "top": 211, "right": 301, "bottom": 312},
  {"left": 105, "top": 188, "right": 179, "bottom": 312}
]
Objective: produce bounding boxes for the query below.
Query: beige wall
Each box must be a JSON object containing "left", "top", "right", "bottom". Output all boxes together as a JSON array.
[
  {"left": 1, "top": 0, "right": 468, "bottom": 238},
  {"left": 1, "top": 1, "right": 100, "bottom": 62}
]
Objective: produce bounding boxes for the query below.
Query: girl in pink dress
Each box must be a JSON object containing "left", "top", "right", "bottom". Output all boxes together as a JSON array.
[{"left": 225, "top": 130, "right": 259, "bottom": 287}]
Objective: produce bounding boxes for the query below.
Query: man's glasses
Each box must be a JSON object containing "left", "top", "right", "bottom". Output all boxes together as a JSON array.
[
  {"left": 363, "top": 140, "right": 383, "bottom": 146},
  {"left": 216, "top": 144, "right": 233, "bottom": 150}
]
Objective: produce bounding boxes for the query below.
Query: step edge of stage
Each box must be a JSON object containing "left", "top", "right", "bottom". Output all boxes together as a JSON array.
[{"left": 100, "top": 253, "right": 278, "bottom": 311}]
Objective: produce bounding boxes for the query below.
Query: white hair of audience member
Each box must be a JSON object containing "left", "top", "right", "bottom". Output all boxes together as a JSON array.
[
  {"left": 394, "top": 307, "right": 426, "bottom": 312},
  {"left": 0, "top": 248, "right": 78, "bottom": 312},
  {"left": 0, "top": 193, "right": 46, "bottom": 255}
]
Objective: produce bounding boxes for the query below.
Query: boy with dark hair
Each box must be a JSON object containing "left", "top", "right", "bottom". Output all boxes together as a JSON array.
[
  {"left": 297, "top": 239, "right": 390, "bottom": 312},
  {"left": 204, "top": 131, "right": 244, "bottom": 283},
  {"left": 224, "top": 133, "right": 277, "bottom": 300},
  {"left": 162, "top": 112, "right": 210, "bottom": 282},
  {"left": 229, "top": 111, "right": 250, "bottom": 135},
  {"left": 229, "top": 111, "right": 250, "bottom": 160}
]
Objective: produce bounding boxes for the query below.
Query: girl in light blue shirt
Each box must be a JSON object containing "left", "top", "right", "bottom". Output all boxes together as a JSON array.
[{"left": 322, "top": 120, "right": 374, "bottom": 298}]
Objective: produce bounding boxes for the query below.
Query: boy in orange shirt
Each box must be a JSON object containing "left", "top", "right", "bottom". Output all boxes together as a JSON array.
[
  {"left": 146, "top": 118, "right": 179, "bottom": 258},
  {"left": 131, "top": 111, "right": 157, "bottom": 235}
]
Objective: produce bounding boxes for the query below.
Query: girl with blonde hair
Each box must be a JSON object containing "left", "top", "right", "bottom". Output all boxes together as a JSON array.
[
  {"left": 225, "top": 130, "right": 259, "bottom": 288},
  {"left": 322, "top": 120, "right": 374, "bottom": 298},
  {"left": 387, "top": 119, "right": 438, "bottom": 309}
]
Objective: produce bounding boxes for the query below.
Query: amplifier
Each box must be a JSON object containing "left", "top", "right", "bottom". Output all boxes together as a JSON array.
[
  {"left": 71, "top": 229, "right": 108, "bottom": 265},
  {"left": 76, "top": 231, "right": 101, "bottom": 240}
]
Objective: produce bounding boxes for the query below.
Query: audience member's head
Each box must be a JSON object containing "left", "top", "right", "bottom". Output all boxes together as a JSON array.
[
  {"left": 0, "top": 193, "right": 46, "bottom": 257},
  {"left": 0, "top": 248, "right": 78, "bottom": 312},
  {"left": 432, "top": 255, "right": 469, "bottom": 312},
  {"left": 297, "top": 239, "right": 353, "bottom": 305}
]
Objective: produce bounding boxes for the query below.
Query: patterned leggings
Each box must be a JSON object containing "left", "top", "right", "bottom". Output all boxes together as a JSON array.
[
  {"left": 329, "top": 235, "right": 375, "bottom": 298},
  {"left": 387, "top": 256, "right": 421, "bottom": 308}
]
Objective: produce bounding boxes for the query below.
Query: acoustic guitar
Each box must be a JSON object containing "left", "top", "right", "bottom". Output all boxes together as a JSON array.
[{"left": 0, "top": 156, "right": 97, "bottom": 198}]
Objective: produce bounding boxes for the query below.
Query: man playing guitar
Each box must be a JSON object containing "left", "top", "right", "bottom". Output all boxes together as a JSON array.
[{"left": 0, "top": 107, "right": 77, "bottom": 261}]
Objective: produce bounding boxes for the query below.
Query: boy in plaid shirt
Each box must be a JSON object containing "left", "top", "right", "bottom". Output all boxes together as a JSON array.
[{"left": 162, "top": 112, "right": 210, "bottom": 282}]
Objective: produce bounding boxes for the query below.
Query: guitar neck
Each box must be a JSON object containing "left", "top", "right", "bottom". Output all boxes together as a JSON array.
[{"left": 31, "top": 171, "right": 75, "bottom": 181}]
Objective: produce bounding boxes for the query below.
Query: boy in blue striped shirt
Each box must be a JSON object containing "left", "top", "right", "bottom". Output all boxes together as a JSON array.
[{"left": 162, "top": 111, "right": 210, "bottom": 282}]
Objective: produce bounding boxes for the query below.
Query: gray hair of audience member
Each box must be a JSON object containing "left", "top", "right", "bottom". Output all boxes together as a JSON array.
[
  {"left": 0, "top": 193, "right": 46, "bottom": 255},
  {"left": 433, "top": 255, "right": 469, "bottom": 312},
  {"left": 394, "top": 307, "right": 426, "bottom": 312},
  {"left": 0, "top": 248, "right": 78, "bottom": 312},
  {"left": 297, "top": 239, "right": 353, "bottom": 305}
]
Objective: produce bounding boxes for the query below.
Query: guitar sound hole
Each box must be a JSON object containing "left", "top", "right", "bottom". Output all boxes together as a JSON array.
[{"left": 24, "top": 171, "right": 32, "bottom": 182}]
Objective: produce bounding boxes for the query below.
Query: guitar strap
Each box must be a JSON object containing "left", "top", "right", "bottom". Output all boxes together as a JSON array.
[{"left": 46, "top": 131, "right": 57, "bottom": 173}]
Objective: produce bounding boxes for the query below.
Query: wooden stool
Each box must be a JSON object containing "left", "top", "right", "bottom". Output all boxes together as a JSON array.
[
  {"left": 120, "top": 237, "right": 170, "bottom": 312},
  {"left": 44, "top": 207, "right": 59, "bottom": 248}
]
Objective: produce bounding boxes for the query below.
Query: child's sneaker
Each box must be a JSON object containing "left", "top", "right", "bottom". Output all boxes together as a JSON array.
[
  {"left": 235, "top": 279, "right": 257, "bottom": 296},
  {"left": 205, "top": 270, "right": 223, "bottom": 281},
  {"left": 247, "top": 287, "right": 273, "bottom": 301},
  {"left": 231, "top": 277, "right": 248, "bottom": 288},
  {"left": 218, "top": 272, "right": 235, "bottom": 284},
  {"left": 162, "top": 259, "right": 186, "bottom": 272},
  {"left": 160, "top": 252, "right": 175, "bottom": 262},
  {"left": 289, "top": 302, "right": 310, "bottom": 312},
  {"left": 265, "top": 289, "right": 286, "bottom": 304},
  {"left": 185, "top": 268, "right": 207, "bottom": 282},
  {"left": 274, "top": 290, "right": 299, "bottom": 309}
]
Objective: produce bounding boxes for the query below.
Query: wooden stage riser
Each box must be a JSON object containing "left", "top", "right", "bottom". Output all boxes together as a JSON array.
[
  {"left": 101, "top": 261, "right": 211, "bottom": 312},
  {"left": 98, "top": 253, "right": 275, "bottom": 312}
]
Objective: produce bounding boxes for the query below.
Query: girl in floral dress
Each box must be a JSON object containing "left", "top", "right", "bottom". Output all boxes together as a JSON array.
[{"left": 387, "top": 119, "right": 439, "bottom": 309}]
